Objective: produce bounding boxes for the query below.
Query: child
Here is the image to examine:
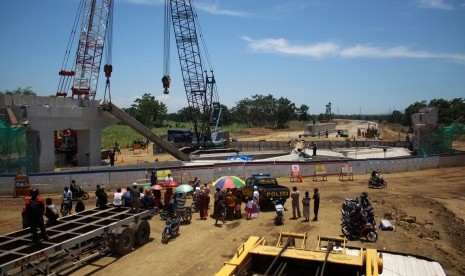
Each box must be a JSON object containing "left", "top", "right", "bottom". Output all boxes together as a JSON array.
[{"left": 246, "top": 197, "right": 253, "bottom": 220}]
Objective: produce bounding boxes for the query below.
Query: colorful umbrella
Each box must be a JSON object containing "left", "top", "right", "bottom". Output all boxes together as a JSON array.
[
  {"left": 213, "top": 176, "right": 245, "bottom": 189},
  {"left": 163, "top": 180, "right": 179, "bottom": 188},
  {"left": 152, "top": 184, "right": 163, "bottom": 190},
  {"left": 175, "top": 184, "right": 194, "bottom": 194}
]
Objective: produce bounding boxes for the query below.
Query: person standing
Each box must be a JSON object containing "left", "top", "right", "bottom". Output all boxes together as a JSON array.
[
  {"left": 246, "top": 197, "right": 253, "bottom": 220},
  {"left": 252, "top": 187, "right": 260, "bottom": 218},
  {"left": 109, "top": 150, "right": 115, "bottom": 166},
  {"left": 96, "top": 186, "right": 107, "bottom": 209},
  {"left": 150, "top": 170, "right": 158, "bottom": 185},
  {"left": 199, "top": 189, "right": 209, "bottom": 220},
  {"left": 130, "top": 183, "right": 140, "bottom": 213},
  {"left": 75, "top": 198, "right": 85, "bottom": 212},
  {"left": 312, "top": 188, "right": 320, "bottom": 221},
  {"left": 291, "top": 186, "right": 301, "bottom": 219},
  {"left": 164, "top": 187, "right": 173, "bottom": 207},
  {"left": 302, "top": 191, "right": 311, "bottom": 222},
  {"left": 25, "top": 188, "right": 48, "bottom": 243},
  {"left": 165, "top": 173, "right": 174, "bottom": 182}
]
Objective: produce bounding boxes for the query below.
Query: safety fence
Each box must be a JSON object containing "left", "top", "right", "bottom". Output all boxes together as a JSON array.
[
  {"left": 0, "top": 153, "right": 463, "bottom": 197},
  {"left": 232, "top": 140, "right": 412, "bottom": 152}
]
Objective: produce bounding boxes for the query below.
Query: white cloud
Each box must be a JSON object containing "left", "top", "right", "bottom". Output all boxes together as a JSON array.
[
  {"left": 243, "top": 37, "right": 465, "bottom": 63},
  {"left": 417, "top": 0, "right": 455, "bottom": 10},
  {"left": 242, "top": 37, "right": 339, "bottom": 58},
  {"left": 194, "top": 2, "right": 250, "bottom": 17}
]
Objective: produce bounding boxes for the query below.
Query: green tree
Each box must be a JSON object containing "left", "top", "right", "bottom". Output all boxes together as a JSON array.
[
  {"left": 388, "top": 110, "right": 403, "bottom": 124},
  {"left": 297, "top": 104, "right": 310, "bottom": 124},
  {"left": 0, "top": 87, "right": 36, "bottom": 95},
  {"left": 275, "top": 97, "right": 296, "bottom": 128},
  {"left": 125, "top": 93, "right": 167, "bottom": 128},
  {"left": 403, "top": 101, "right": 427, "bottom": 126}
]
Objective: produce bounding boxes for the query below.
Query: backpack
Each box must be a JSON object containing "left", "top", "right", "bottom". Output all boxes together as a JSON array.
[{"left": 27, "top": 199, "right": 43, "bottom": 218}]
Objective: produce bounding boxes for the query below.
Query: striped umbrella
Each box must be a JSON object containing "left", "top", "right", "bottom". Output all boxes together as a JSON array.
[{"left": 213, "top": 176, "right": 245, "bottom": 189}]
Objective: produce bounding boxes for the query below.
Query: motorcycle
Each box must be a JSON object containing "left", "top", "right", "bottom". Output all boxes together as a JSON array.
[
  {"left": 160, "top": 203, "right": 192, "bottom": 222},
  {"left": 274, "top": 203, "right": 285, "bottom": 225},
  {"left": 190, "top": 194, "right": 200, "bottom": 213},
  {"left": 368, "top": 171, "right": 387, "bottom": 189},
  {"left": 182, "top": 207, "right": 193, "bottom": 222},
  {"left": 341, "top": 216, "right": 378, "bottom": 242},
  {"left": 368, "top": 177, "right": 387, "bottom": 189},
  {"left": 71, "top": 185, "right": 90, "bottom": 200},
  {"left": 161, "top": 215, "right": 181, "bottom": 244}
]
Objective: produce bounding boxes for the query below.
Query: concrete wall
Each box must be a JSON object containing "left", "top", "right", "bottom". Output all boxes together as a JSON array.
[
  {"left": 1, "top": 154, "right": 463, "bottom": 196},
  {"left": 1, "top": 95, "right": 117, "bottom": 172}
]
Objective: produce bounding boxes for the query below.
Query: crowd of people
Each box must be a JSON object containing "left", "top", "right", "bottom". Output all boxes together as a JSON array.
[{"left": 21, "top": 175, "right": 323, "bottom": 244}]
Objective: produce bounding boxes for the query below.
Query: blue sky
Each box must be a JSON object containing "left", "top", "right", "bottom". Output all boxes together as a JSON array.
[{"left": 1, "top": 0, "right": 464, "bottom": 115}]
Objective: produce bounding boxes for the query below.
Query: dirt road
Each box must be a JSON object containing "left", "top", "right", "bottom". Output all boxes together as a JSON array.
[{"left": 2, "top": 167, "right": 464, "bottom": 275}]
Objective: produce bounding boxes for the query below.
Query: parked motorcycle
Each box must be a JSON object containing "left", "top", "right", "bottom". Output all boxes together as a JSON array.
[
  {"left": 274, "top": 203, "right": 285, "bottom": 225},
  {"left": 341, "top": 216, "right": 378, "bottom": 242},
  {"left": 161, "top": 216, "right": 181, "bottom": 244}
]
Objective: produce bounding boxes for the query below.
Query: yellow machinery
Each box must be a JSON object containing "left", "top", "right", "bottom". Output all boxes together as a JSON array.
[{"left": 216, "top": 231, "right": 383, "bottom": 276}]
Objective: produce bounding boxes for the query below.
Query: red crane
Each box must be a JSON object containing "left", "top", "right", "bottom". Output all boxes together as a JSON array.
[{"left": 56, "top": 0, "right": 114, "bottom": 101}]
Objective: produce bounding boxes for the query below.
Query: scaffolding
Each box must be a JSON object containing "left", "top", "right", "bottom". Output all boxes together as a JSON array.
[
  {"left": 417, "top": 123, "right": 465, "bottom": 156},
  {"left": 0, "top": 121, "right": 32, "bottom": 174}
]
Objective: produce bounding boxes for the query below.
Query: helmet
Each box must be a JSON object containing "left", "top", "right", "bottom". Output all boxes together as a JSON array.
[
  {"left": 71, "top": 180, "right": 76, "bottom": 184},
  {"left": 360, "top": 192, "right": 368, "bottom": 198},
  {"left": 145, "top": 188, "right": 151, "bottom": 195},
  {"left": 30, "top": 188, "right": 39, "bottom": 197}
]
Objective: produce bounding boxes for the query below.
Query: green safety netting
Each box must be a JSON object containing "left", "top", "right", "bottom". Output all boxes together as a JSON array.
[
  {"left": 0, "top": 121, "right": 32, "bottom": 174},
  {"left": 418, "top": 123, "right": 465, "bottom": 156}
]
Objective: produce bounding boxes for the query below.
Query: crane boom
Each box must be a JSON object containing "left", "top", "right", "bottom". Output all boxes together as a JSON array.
[
  {"left": 57, "top": 0, "right": 113, "bottom": 100},
  {"left": 167, "top": 0, "right": 221, "bottom": 144}
]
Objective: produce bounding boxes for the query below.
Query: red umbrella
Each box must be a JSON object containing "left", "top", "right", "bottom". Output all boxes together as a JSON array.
[
  {"left": 163, "top": 180, "right": 179, "bottom": 188},
  {"left": 152, "top": 184, "right": 163, "bottom": 190}
]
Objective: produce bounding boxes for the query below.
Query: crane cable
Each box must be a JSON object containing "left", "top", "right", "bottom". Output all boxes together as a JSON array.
[
  {"left": 162, "top": 0, "right": 171, "bottom": 94},
  {"left": 103, "top": 0, "right": 114, "bottom": 104},
  {"left": 56, "top": 0, "right": 84, "bottom": 95}
]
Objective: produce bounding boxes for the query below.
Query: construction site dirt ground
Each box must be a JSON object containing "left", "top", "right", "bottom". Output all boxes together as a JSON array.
[{"left": 1, "top": 167, "right": 464, "bottom": 275}]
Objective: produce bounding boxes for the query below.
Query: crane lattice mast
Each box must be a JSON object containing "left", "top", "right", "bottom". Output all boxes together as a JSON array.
[
  {"left": 166, "top": 0, "right": 220, "bottom": 144},
  {"left": 57, "top": 0, "right": 113, "bottom": 100}
]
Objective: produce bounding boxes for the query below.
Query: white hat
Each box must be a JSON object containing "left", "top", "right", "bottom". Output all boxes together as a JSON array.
[{"left": 254, "top": 186, "right": 257, "bottom": 190}]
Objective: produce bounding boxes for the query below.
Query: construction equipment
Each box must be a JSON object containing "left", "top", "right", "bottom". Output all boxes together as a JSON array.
[
  {"left": 163, "top": 0, "right": 222, "bottom": 148},
  {"left": 216, "top": 232, "right": 384, "bottom": 276},
  {"left": 0, "top": 205, "right": 155, "bottom": 275},
  {"left": 56, "top": 0, "right": 114, "bottom": 100},
  {"left": 358, "top": 122, "right": 380, "bottom": 139}
]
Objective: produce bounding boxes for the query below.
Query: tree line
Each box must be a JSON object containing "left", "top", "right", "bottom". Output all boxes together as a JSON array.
[{"left": 2, "top": 87, "right": 464, "bottom": 128}]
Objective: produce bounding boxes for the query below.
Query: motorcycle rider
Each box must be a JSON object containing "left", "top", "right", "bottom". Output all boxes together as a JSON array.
[
  {"left": 70, "top": 180, "right": 79, "bottom": 196},
  {"left": 61, "top": 187, "right": 73, "bottom": 214},
  {"left": 371, "top": 170, "right": 384, "bottom": 186},
  {"left": 360, "top": 192, "right": 371, "bottom": 208},
  {"left": 348, "top": 205, "right": 365, "bottom": 229}
]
